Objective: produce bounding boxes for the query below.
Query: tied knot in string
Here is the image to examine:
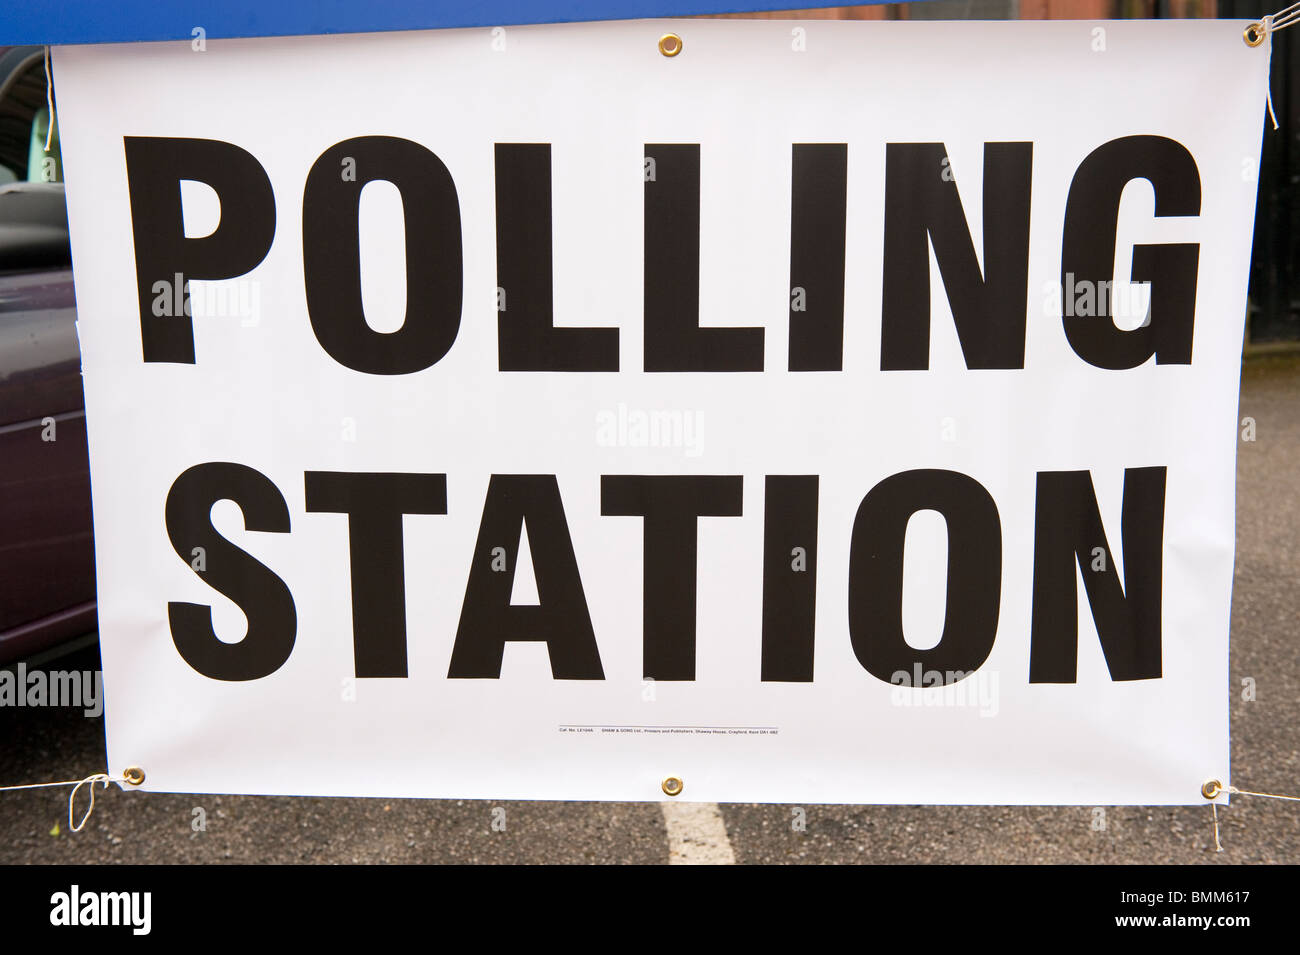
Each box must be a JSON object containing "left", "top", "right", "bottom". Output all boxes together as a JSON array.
[
  {"left": 0, "top": 773, "right": 133, "bottom": 833},
  {"left": 1208, "top": 782, "right": 1300, "bottom": 852},
  {"left": 67, "top": 774, "right": 114, "bottom": 832}
]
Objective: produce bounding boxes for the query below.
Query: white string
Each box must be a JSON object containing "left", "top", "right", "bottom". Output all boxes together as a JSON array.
[
  {"left": 41, "top": 45, "right": 53, "bottom": 152},
  {"left": 0, "top": 773, "right": 130, "bottom": 833},
  {"left": 1225, "top": 784, "right": 1300, "bottom": 803},
  {"left": 1207, "top": 783, "right": 1300, "bottom": 851},
  {"left": 1254, "top": 4, "right": 1300, "bottom": 130},
  {"left": 1269, "top": 2, "right": 1300, "bottom": 31},
  {"left": 1264, "top": 19, "right": 1281, "bottom": 131}
]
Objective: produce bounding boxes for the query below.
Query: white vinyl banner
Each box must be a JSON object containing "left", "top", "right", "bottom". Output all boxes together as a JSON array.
[{"left": 55, "top": 19, "right": 1267, "bottom": 804}]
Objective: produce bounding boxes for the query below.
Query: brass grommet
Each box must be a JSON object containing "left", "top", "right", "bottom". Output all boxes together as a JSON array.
[
  {"left": 658, "top": 33, "right": 682, "bottom": 58},
  {"left": 1244, "top": 23, "right": 1265, "bottom": 47},
  {"left": 122, "top": 767, "right": 146, "bottom": 786},
  {"left": 661, "top": 776, "right": 683, "bottom": 796},
  {"left": 1201, "top": 779, "right": 1222, "bottom": 799}
]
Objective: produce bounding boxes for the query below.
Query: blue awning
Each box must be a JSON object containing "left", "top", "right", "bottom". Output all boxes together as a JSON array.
[{"left": 3, "top": 1, "right": 907, "bottom": 47}]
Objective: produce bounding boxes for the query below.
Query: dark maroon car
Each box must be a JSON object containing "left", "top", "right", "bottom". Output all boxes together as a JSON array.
[{"left": 0, "top": 45, "right": 96, "bottom": 662}]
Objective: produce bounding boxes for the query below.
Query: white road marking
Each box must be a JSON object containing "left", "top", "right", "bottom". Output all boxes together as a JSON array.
[{"left": 660, "top": 801, "right": 736, "bottom": 865}]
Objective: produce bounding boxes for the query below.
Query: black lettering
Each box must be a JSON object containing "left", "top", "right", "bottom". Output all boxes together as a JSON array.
[
  {"left": 495, "top": 143, "right": 619, "bottom": 370},
  {"left": 304, "top": 471, "right": 447, "bottom": 678},
  {"left": 847, "top": 469, "right": 1002, "bottom": 684},
  {"left": 164, "top": 462, "right": 295, "bottom": 681},
  {"left": 601, "top": 475, "right": 744, "bottom": 680},
  {"left": 644, "top": 144, "right": 764, "bottom": 371},
  {"left": 1061, "top": 136, "right": 1200, "bottom": 368},
  {"left": 761, "top": 475, "right": 819, "bottom": 681},
  {"left": 881, "top": 142, "right": 1032, "bottom": 370},
  {"left": 1029, "top": 467, "right": 1166, "bottom": 682},
  {"left": 124, "top": 137, "right": 275, "bottom": 364},
  {"left": 788, "top": 144, "right": 847, "bottom": 371},
  {"left": 448, "top": 475, "right": 603, "bottom": 679},
  {"left": 302, "top": 136, "right": 462, "bottom": 374}
]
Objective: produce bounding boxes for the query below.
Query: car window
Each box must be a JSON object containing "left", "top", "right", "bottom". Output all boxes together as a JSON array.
[
  {"left": 0, "top": 48, "right": 69, "bottom": 269},
  {"left": 0, "top": 48, "right": 62, "bottom": 184}
]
